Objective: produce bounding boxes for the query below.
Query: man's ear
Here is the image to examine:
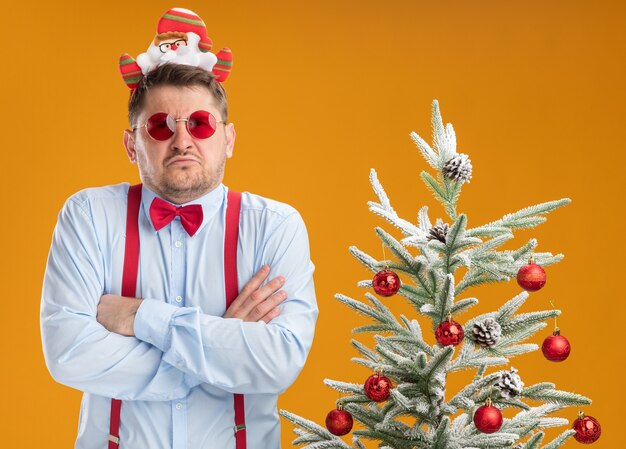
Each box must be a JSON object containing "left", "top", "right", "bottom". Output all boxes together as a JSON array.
[
  {"left": 123, "top": 129, "right": 137, "bottom": 163},
  {"left": 225, "top": 123, "right": 236, "bottom": 158}
]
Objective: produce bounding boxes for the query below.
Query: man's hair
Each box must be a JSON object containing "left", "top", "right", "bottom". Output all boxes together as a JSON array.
[{"left": 128, "top": 64, "right": 228, "bottom": 126}]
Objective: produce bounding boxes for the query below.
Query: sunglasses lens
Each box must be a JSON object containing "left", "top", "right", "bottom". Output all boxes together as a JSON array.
[
  {"left": 146, "top": 113, "right": 174, "bottom": 141},
  {"left": 144, "top": 111, "right": 218, "bottom": 140},
  {"left": 187, "top": 111, "right": 217, "bottom": 139}
]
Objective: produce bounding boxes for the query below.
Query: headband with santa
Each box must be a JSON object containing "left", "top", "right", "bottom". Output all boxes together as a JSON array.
[{"left": 119, "top": 7, "right": 233, "bottom": 89}]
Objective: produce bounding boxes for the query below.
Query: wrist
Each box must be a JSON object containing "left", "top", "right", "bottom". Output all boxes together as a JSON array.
[
  {"left": 134, "top": 299, "right": 178, "bottom": 350},
  {"left": 124, "top": 298, "right": 143, "bottom": 336}
]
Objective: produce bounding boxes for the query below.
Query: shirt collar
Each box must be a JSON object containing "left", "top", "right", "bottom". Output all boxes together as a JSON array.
[{"left": 141, "top": 183, "right": 226, "bottom": 236}]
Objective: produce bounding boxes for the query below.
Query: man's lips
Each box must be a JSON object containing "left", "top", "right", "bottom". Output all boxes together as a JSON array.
[{"left": 167, "top": 157, "right": 200, "bottom": 167}]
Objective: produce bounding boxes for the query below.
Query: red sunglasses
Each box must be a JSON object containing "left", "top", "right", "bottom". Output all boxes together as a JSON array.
[{"left": 133, "top": 110, "right": 225, "bottom": 141}]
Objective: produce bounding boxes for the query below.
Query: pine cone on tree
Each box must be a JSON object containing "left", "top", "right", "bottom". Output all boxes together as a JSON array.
[
  {"left": 426, "top": 219, "right": 449, "bottom": 243},
  {"left": 497, "top": 367, "right": 524, "bottom": 399},
  {"left": 470, "top": 318, "right": 502, "bottom": 348},
  {"left": 442, "top": 153, "right": 472, "bottom": 183}
]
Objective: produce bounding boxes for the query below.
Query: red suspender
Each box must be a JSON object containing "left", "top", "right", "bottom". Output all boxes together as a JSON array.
[
  {"left": 108, "top": 183, "right": 142, "bottom": 449},
  {"left": 109, "top": 185, "right": 246, "bottom": 449},
  {"left": 224, "top": 190, "right": 246, "bottom": 449},
  {"left": 121, "top": 184, "right": 142, "bottom": 299},
  {"left": 223, "top": 190, "right": 241, "bottom": 305}
]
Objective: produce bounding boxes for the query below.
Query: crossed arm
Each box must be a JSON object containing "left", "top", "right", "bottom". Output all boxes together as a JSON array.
[
  {"left": 41, "top": 197, "right": 317, "bottom": 401},
  {"left": 96, "top": 265, "right": 287, "bottom": 336}
]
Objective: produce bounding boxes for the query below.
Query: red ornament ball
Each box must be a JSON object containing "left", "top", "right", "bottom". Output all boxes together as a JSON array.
[
  {"left": 474, "top": 404, "right": 503, "bottom": 434},
  {"left": 364, "top": 374, "right": 392, "bottom": 402},
  {"left": 435, "top": 320, "right": 465, "bottom": 346},
  {"left": 573, "top": 413, "right": 601, "bottom": 444},
  {"left": 325, "top": 408, "right": 353, "bottom": 436},
  {"left": 372, "top": 270, "right": 401, "bottom": 297},
  {"left": 516, "top": 261, "right": 546, "bottom": 292},
  {"left": 542, "top": 329, "right": 571, "bottom": 362}
]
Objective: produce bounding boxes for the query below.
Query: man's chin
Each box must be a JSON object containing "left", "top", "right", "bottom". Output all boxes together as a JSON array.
[
  {"left": 160, "top": 175, "right": 215, "bottom": 197},
  {"left": 164, "top": 166, "right": 203, "bottom": 183}
]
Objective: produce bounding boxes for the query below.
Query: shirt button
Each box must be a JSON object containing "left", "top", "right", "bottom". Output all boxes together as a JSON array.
[
  {"left": 175, "top": 296, "right": 182, "bottom": 303},
  {"left": 174, "top": 240, "right": 182, "bottom": 248},
  {"left": 175, "top": 403, "right": 183, "bottom": 410}
]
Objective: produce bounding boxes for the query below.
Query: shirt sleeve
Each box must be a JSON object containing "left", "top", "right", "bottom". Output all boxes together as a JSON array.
[
  {"left": 133, "top": 210, "right": 318, "bottom": 395},
  {"left": 40, "top": 197, "right": 201, "bottom": 401}
]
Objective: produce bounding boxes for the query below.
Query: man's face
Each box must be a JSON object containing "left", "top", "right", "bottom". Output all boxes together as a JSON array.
[{"left": 124, "top": 85, "right": 235, "bottom": 204}]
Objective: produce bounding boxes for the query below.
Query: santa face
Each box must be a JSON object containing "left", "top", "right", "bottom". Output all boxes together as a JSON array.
[
  {"left": 136, "top": 32, "right": 215, "bottom": 74},
  {"left": 147, "top": 32, "right": 191, "bottom": 63},
  {"left": 147, "top": 32, "right": 201, "bottom": 63},
  {"left": 155, "top": 32, "right": 189, "bottom": 55},
  {"left": 158, "top": 38, "right": 188, "bottom": 53}
]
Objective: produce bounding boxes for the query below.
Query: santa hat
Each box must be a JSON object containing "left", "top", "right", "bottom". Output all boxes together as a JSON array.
[{"left": 157, "top": 8, "right": 213, "bottom": 52}]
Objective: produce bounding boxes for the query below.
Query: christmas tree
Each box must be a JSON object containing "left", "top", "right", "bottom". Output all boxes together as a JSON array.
[{"left": 280, "top": 101, "right": 600, "bottom": 448}]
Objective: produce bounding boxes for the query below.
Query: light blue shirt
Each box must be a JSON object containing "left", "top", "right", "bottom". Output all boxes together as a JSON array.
[{"left": 40, "top": 183, "right": 317, "bottom": 449}]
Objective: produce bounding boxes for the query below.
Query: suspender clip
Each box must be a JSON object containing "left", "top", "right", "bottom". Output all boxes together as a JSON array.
[
  {"left": 234, "top": 423, "right": 246, "bottom": 434},
  {"left": 108, "top": 434, "right": 120, "bottom": 445}
]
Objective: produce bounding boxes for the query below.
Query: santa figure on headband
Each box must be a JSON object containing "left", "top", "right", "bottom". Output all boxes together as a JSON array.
[{"left": 119, "top": 7, "right": 232, "bottom": 88}]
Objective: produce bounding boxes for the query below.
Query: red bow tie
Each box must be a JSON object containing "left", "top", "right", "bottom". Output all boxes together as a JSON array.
[{"left": 149, "top": 197, "right": 204, "bottom": 236}]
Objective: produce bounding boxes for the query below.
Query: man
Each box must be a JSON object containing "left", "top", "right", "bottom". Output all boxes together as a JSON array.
[{"left": 40, "top": 9, "right": 317, "bottom": 449}]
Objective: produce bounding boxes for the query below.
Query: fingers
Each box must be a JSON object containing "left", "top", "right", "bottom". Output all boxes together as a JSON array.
[
  {"left": 224, "top": 265, "right": 271, "bottom": 318},
  {"left": 223, "top": 265, "right": 289, "bottom": 322},
  {"left": 248, "top": 276, "right": 285, "bottom": 309},
  {"left": 231, "top": 273, "right": 286, "bottom": 318},
  {"left": 238, "top": 264, "right": 271, "bottom": 298},
  {"left": 259, "top": 308, "right": 281, "bottom": 324},
  {"left": 249, "top": 289, "right": 287, "bottom": 322}
]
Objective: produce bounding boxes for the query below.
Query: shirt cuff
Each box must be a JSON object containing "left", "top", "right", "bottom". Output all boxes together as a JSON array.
[{"left": 134, "top": 299, "right": 177, "bottom": 351}]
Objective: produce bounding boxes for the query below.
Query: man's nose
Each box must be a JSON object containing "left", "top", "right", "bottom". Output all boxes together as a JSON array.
[
  {"left": 171, "top": 43, "right": 178, "bottom": 50},
  {"left": 171, "top": 120, "right": 193, "bottom": 151}
]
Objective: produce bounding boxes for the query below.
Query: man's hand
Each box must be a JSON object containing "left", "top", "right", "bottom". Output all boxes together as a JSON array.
[
  {"left": 224, "top": 265, "right": 287, "bottom": 323},
  {"left": 97, "top": 294, "right": 143, "bottom": 336}
]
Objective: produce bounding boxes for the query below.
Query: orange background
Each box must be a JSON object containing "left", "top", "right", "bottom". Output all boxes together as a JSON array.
[{"left": 2, "top": 0, "right": 624, "bottom": 447}]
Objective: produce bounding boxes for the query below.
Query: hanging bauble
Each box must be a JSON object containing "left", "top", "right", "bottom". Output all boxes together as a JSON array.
[
  {"left": 364, "top": 373, "right": 392, "bottom": 402},
  {"left": 325, "top": 405, "right": 353, "bottom": 436},
  {"left": 542, "top": 328, "right": 571, "bottom": 362},
  {"left": 473, "top": 399, "right": 503, "bottom": 434},
  {"left": 573, "top": 412, "right": 601, "bottom": 444},
  {"left": 372, "top": 269, "right": 401, "bottom": 297},
  {"left": 435, "top": 318, "right": 465, "bottom": 346},
  {"left": 516, "top": 256, "right": 546, "bottom": 292}
]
